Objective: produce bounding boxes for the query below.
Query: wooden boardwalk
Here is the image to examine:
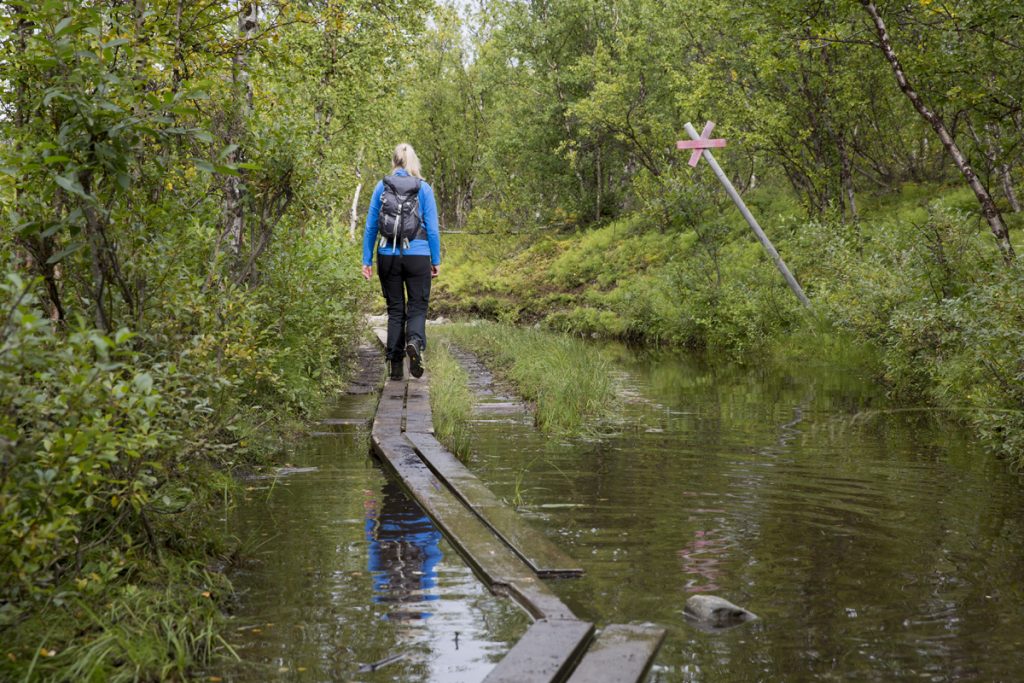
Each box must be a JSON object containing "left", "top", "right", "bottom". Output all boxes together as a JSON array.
[{"left": 368, "top": 328, "right": 665, "bottom": 682}]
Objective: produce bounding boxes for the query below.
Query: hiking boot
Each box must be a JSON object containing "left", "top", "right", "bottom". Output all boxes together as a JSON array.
[
  {"left": 389, "top": 358, "right": 403, "bottom": 381},
  {"left": 406, "top": 342, "right": 424, "bottom": 378}
]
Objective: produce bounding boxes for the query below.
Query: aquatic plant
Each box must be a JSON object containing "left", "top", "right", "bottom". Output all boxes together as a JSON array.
[
  {"left": 438, "top": 322, "right": 619, "bottom": 435},
  {"left": 428, "top": 338, "right": 475, "bottom": 460}
]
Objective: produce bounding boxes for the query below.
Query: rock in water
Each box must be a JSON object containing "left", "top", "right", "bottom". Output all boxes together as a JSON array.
[{"left": 684, "top": 595, "right": 758, "bottom": 631}]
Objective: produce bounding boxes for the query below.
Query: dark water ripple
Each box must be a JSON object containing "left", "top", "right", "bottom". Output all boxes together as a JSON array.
[
  {"left": 466, "top": 346, "right": 1024, "bottom": 682},
  {"left": 222, "top": 343, "right": 1024, "bottom": 682}
]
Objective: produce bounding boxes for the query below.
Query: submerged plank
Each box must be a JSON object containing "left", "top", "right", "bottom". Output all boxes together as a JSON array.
[
  {"left": 405, "top": 431, "right": 583, "bottom": 578},
  {"left": 565, "top": 624, "right": 666, "bottom": 683},
  {"left": 319, "top": 417, "right": 371, "bottom": 426},
  {"left": 483, "top": 619, "right": 594, "bottom": 683},
  {"left": 505, "top": 578, "right": 578, "bottom": 622}
]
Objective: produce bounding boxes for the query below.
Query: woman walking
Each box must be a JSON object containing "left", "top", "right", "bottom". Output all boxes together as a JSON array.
[{"left": 361, "top": 143, "right": 441, "bottom": 380}]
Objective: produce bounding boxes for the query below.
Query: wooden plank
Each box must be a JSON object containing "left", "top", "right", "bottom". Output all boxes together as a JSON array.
[
  {"left": 565, "top": 624, "right": 666, "bottom": 683},
  {"left": 505, "top": 578, "right": 578, "bottom": 622},
  {"left": 405, "top": 431, "right": 583, "bottom": 578},
  {"left": 371, "top": 433, "right": 547, "bottom": 592},
  {"left": 483, "top": 619, "right": 594, "bottom": 683},
  {"left": 404, "top": 381, "right": 433, "bottom": 434},
  {"left": 372, "top": 327, "right": 388, "bottom": 347}
]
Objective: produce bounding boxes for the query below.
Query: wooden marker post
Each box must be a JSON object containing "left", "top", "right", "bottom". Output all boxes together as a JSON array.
[{"left": 678, "top": 121, "right": 811, "bottom": 308}]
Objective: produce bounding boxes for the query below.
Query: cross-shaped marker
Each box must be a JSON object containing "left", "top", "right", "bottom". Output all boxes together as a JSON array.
[
  {"left": 675, "top": 120, "right": 811, "bottom": 308},
  {"left": 676, "top": 121, "right": 727, "bottom": 167}
]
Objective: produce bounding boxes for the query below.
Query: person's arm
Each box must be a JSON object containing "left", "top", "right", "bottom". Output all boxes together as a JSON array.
[
  {"left": 420, "top": 181, "right": 441, "bottom": 271},
  {"left": 362, "top": 181, "right": 385, "bottom": 269}
]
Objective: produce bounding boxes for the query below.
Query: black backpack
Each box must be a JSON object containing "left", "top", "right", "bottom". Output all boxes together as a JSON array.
[{"left": 378, "top": 174, "right": 424, "bottom": 245}]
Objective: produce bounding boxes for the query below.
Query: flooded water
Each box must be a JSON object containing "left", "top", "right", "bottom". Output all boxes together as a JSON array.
[
  {"left": 219, "top": 348, "right": 529, "bottom": 682},
  {"left": 464, "top": 345, "right": 1024, "bottom": 682},
  {"left": 222, "top": 342, "right": 1024, "bottom": 682}
]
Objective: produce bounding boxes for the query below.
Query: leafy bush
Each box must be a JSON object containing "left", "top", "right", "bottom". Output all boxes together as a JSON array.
[
  {"left": 1, "top": 273, "right": 194, "bottom": 615},
  {"left": 0, "top": 234, "right": 366, "bottom": 676}
]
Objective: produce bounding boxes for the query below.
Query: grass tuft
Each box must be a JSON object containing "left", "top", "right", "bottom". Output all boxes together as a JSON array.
[
  {"left": 437, "top": 322, "right": 618, "bottom": 435},
  {"left": 428, "top": 338, "right": 474, "bottom": 459}
]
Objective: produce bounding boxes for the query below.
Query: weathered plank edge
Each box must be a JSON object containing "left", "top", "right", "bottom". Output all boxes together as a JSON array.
[
  {"left": 565, "top": 623, "right": 667, "bottom": 683},
  {"left": 405, "top": 430, "right": 584, "bottom": 578},
  {"left": 482, "top": 618, "right": 595, "bottom": 683},
  {"left": 369, "top": 424, "right": 574, "bottom": 620}
]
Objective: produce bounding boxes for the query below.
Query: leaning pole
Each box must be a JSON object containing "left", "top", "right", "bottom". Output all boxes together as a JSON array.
[{"left": 677, "top": 121, "right": 811, "bottom": 308}]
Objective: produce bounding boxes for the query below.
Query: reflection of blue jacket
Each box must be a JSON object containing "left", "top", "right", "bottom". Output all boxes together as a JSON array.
[
  {"left": 362, "top": 169, "right": 441, "bottom": 266},
  {"left": 366, "top": 510, "right": 442, "bottom": 599}
]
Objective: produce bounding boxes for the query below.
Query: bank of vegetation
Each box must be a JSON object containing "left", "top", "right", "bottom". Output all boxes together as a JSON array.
[
  {"left": 0, "top": 0, "right": 427, "bottom": 678},
  {"left": 388, "top": 1, "right": 1024, "bottom": 467}
]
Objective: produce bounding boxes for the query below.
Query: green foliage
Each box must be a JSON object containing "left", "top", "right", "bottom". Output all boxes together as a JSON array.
[
  {"left": 0, "top": 0, "right": 422, "bottom": 677},
  {"left": 436, "top": 181, "right": 1024, "bottom": 466},
  {"left": 0, "top": 274, "right": 234, "bottom": 676}
]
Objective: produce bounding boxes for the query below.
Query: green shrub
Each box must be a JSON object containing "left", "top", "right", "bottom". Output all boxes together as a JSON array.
[{"left": 0, "top": 234, "right": 367, "bottom": 676}]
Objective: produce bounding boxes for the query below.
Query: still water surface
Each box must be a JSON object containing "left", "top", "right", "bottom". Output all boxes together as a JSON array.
[{"left": 225, "top": 344, "right": 1024, "bottom": 681}]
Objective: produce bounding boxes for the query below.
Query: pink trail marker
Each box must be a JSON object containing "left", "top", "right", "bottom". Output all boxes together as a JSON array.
[
  {"left": 676, "top": 121, "right": 727, "bottom": 167},
  {"left": 676, "top": 121, "right": 811, "bottom": 308}
]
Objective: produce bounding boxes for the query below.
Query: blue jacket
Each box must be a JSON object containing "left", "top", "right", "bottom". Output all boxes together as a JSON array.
[{"left": 362, "top": 169, "right": 441, "bottom": 266}]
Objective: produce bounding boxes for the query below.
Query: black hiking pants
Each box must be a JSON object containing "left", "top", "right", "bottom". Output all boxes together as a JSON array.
[{"left": 378, "top": 254, "right": 432, "bottom": 362}]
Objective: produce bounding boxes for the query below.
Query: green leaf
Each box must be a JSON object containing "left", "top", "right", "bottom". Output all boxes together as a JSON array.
[
  {"left": 15, "top": 219, "right": 38, "bottom": 235},
  {"left": 43, "top": 88, "right": 71, "bottom": 106},
  {"left": 193, "top": 159, "right": 216, "bottom": 173},
  {"left": 0, "top": 166, "right": 18, "bottom": 177},
  {"left": 40, "top": 222, "right": 64, "bottom": 238},
  {"left": 43, "top": 155, "right": 71, "bottom": 165},
  {"left": 191, "top": 129, "right": 214, "bottom": 143},
  {"left": 97, "top": 100, "right": 124, "bottom": 113},
  {"left": 54, "top": 16, "right": 74, "bottom": 37},
  {"left": 102, "top": 38, "right": 130, "bottom": 49},
  {"left": 133, "top": 373, "right": 154, "bottom": 393},
  {"left": 46, "top": 241, "right": 85, "bottom": 264},
  {"left": 54, "top": 174, "right": 88, "bottom": 199},
  {"left": 218, "top": 143, "right": 239, "bottom": 161}
]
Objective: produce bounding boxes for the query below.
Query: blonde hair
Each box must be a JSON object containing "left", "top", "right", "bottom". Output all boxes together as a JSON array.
[{"left": 391, "top": 143, "right": 423, "bottom": 179}]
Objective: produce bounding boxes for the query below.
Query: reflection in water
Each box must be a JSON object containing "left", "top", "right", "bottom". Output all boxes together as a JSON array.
[
  {"left": 464, "top": 343, "right": 1024, "bottom": 681},
  {"left": 365, "top": 480, "right": 443, "bottom": 621},
  {"left": 677, "top": 528, "right": 731, "bottom": 593}
]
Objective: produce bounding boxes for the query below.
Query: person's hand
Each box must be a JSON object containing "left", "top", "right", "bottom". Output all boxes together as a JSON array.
[
  {"left": 430, "top": 264, "right": 440, "bottom": 278},
  {"left": 362, "top": 264, "right": 373, "bottom": 280}
]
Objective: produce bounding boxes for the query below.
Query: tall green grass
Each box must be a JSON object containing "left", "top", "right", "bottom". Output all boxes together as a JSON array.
[
  {"left": 438, "top": 322, "right": 618, "bottom": 435},
  {"left": 428, "top": 338, "right": 474, "bottom": 460}
]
